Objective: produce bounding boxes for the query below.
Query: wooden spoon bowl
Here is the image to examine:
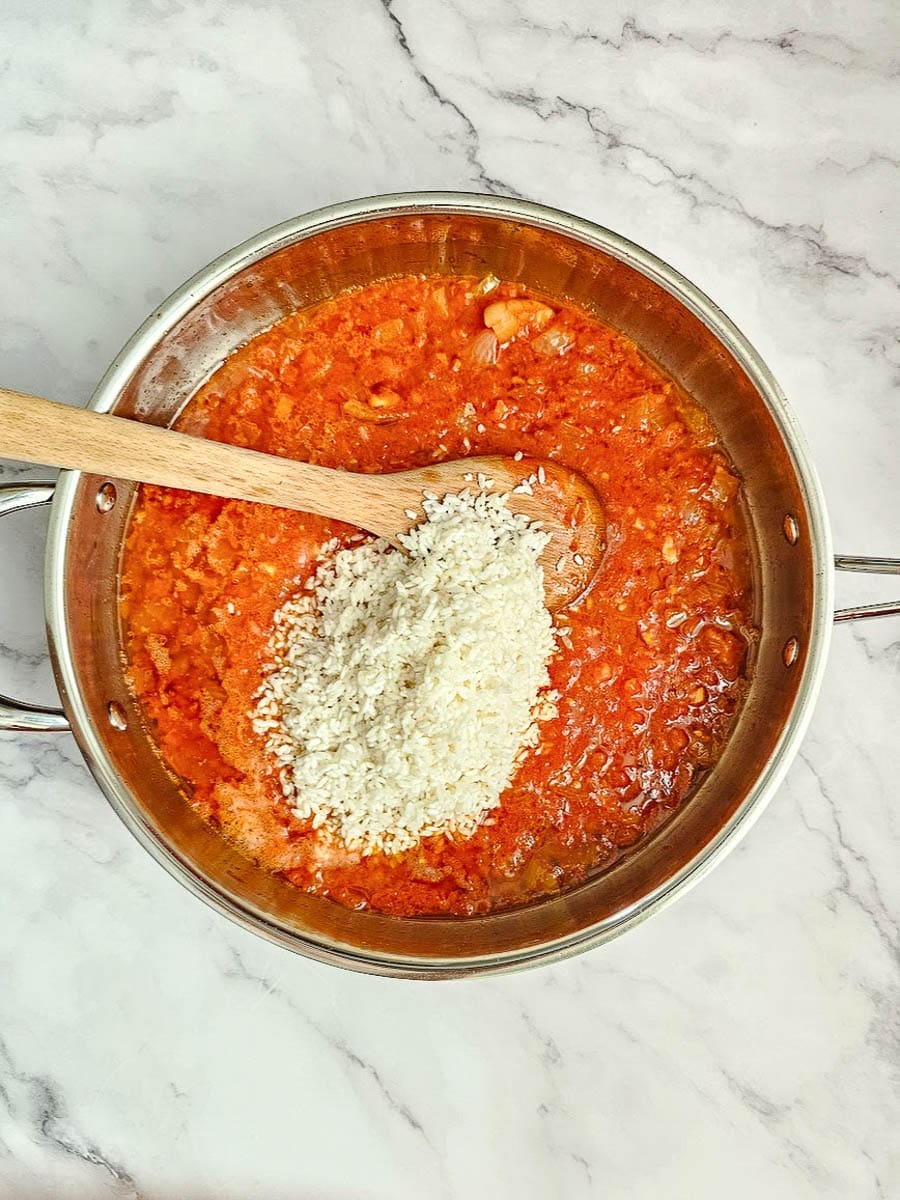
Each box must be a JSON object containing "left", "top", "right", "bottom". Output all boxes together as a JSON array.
[{"left": 393, "top": 455, "right": 605, "bottom": 609}]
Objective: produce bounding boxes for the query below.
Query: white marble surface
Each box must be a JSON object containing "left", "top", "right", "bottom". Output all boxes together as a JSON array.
[{"left": 1, "top": 1, "right": 898, "bottom": 1195}]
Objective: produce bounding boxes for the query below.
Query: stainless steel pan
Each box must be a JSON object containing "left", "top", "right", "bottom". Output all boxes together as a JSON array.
[{"left": 2, "top": 193, "right": 897, "bottom": 977}]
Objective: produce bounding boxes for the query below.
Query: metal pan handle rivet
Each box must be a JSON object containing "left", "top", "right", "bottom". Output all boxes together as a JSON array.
[
  {"left": 96, "top": 481, "right": 117, "bottom": 513},
  {"left": 782, "top": 637, "right": 800, "bottom": 667}
]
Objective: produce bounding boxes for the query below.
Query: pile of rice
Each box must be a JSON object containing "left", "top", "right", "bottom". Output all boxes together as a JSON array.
[{"left": 252, "top": 490, "right": 558, "bottom": 856}]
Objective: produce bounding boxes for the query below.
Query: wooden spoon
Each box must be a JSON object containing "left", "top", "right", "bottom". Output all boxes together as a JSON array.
[{"left": 0, "top": 388, "right": 604, "bottom": 610}]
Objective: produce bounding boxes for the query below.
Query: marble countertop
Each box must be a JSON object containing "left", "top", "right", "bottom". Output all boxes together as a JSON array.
[{"left": 2, "top": 1, "right": 898, "bottom": 1196}]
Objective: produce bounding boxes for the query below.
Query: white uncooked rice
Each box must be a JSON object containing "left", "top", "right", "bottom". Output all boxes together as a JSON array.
[{"left": 252, "top": 490, "right": 558, "bottom": 856}]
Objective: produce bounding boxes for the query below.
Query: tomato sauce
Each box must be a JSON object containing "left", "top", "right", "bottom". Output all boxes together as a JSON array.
[{"left": 120, "top": 275, "right": 755, "bottom": 916}]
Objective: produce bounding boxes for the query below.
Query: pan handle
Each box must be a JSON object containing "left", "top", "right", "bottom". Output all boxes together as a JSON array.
[
  {"left": 834, "top": 555, "right": 900, "bottom": 623},
  {"left": 0, "top": 487, "right": 895, "bottom": 726},
  {"left": 0, "top": 482, "right": 70, "bottom": 732}
]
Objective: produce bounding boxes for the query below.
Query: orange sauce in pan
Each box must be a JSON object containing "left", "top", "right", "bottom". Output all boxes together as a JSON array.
[{"left": 120, "top": 275, "right": 754, "bottom": 915}]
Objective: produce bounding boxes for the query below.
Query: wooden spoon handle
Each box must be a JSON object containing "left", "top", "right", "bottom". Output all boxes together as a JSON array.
[{"left": 0, "top": 387, "right": 396, "bottom": 531}]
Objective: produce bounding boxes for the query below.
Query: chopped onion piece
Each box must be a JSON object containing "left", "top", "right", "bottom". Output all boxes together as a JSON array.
[
  {"left": 474, "top": 272, "right": 501, "bottom": 296},
  {"left": 533, "top": 327, "right": 574, "bottom": 357},
  {"left": 470, "top": 328, "right": 499, "bottom": 364}
]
